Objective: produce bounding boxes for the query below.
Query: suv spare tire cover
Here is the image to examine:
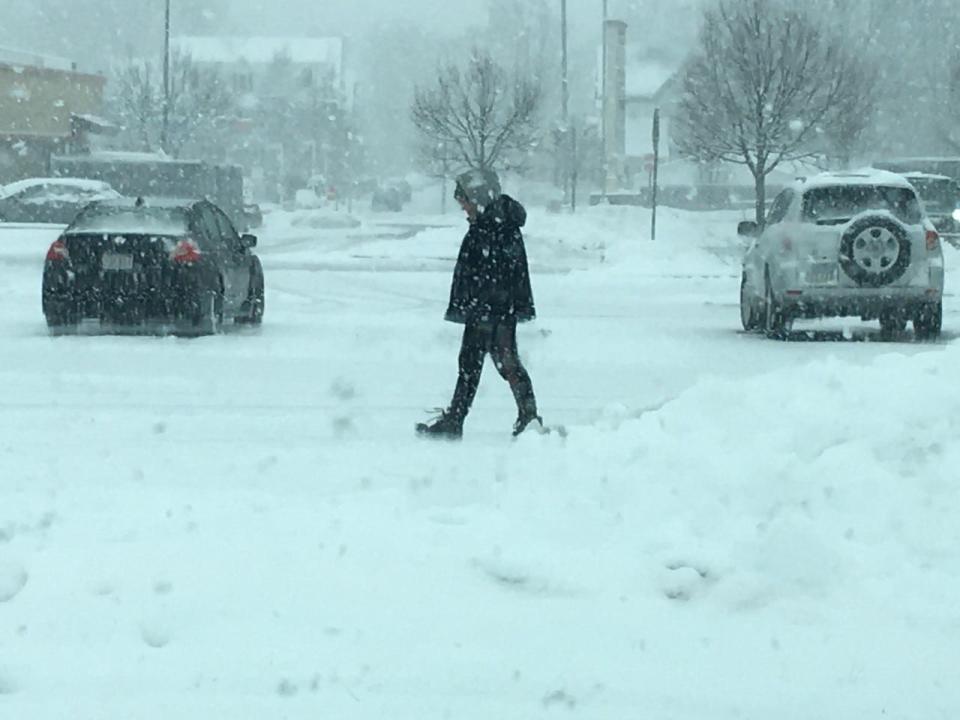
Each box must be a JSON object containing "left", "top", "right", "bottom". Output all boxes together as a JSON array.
[{"left": 839, "top": 215, "right": 911, "bottom": 287}]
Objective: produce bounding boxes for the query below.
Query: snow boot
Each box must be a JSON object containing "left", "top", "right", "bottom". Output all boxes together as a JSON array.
[
  {"left": 512, "top": 410, "right": 543, "bottom": 437},
  {"left": 416, "top": 410, "right": 464, "bottom": 439}
]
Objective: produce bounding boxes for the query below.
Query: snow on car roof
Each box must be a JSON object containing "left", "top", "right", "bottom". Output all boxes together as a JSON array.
[
  {"left": 93, "top": 196, "right": 198, "bottom": 209},
  {"left": 59, "top": 150, "right": 178, "bottom": 164},
  {"left": 900, "top": 172, "right": 954, "bottom": 182},
  {"left": 798, "top": 170, "right": 915, "bottom": 191},
  {"left": 875, "top": 156, "right": 960, "bottom": 163},
  {"left": 0, "top": 177, "right": 115, "bottom": 199},
  {"left": 64, "top": 199, "right": 192, "bottom": 235}
]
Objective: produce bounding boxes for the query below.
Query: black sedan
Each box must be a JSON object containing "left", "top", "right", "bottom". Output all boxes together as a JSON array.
[
  {"left": 42, "top": 197, "right": 265, "bottom": 335},
  {"left": 0, "top": 178, "right": 121, "bottom": 224}
]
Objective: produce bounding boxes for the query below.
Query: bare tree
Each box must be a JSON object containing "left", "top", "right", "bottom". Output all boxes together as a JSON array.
[
  {"left": 417, "top": 140, "right": 459, "bottom": 213},
  {"left": 112, "top": 62, "right": 157, "bottom": 152},
  {"left": 934, "top": 50, "right": 960, "bottom": 153},
  {"left": 674, "top": 0, "right": 878, "bottom": 225},
  {"left": 108, "top": 52, "right": 234, "bottom": 160},
  {"left": 411, "top": 49, "right": 541, "bottom": 173},
  {"left": 822, "top": 50, "right": 879, "bottom": 169},
  {"left": 164, "top": 50, "right": 234, "bottom": 159}
]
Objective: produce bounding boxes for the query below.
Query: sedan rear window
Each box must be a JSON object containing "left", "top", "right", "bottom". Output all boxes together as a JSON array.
[
  {"left": 66, "top": 207, "right": 189, "bottom": 236},
  {"left": 802, "top": 185, "right": 922, "bottom": 225}
]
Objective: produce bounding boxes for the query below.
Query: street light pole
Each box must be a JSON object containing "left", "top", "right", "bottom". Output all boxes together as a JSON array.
[
  {"left": 561, "top": 0, "right": 569, "bottom": 121},
  {"left": 601, "top": 0, "right": 608, "bottom": 196},
  {"left": 162, "top": 0, "right": 171, "bottom": 153},
  {"left": 561, "top": 0, "right": 571, "bottom": 207}
]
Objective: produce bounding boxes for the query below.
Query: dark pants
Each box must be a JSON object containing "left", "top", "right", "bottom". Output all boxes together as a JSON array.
[{"left": 449, "top": 319, "right": 537, "bottom": 421}]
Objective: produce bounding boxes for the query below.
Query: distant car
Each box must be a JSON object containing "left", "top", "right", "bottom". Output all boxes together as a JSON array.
[
  {"left": 371, "top": 185, "right": 403, "bottom": 212},
  {"left": 739, "top": 170, "right": 944, "bottom": 339},
  {"left": 902, "top": 172, "right": 960, "bottom": 246},
  {"left": 42, "top": 197, "right": 265, "bottom": 335},
  {"left": 243, "top": 202, "right": 264, "bottom": 229},
  {"left": 0, "top": 178, "right": 121, "bottom": 224},
  {"left": 388, "top": 179, "right": 413, "bottom": 203}
]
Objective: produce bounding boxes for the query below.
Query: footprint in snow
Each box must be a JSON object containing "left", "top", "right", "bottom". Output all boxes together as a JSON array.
[
  {"left": 661, "top": 562, "right": 711, "bottom": 601},
  {"left": 0, "top": 667, "right": 20, "bottom": 694},
  {"left": 140, "top": 618, "right": 173, "bottom": 649},
  {"left": 0, "top": 562, "right": 27, "bottom": 603}
]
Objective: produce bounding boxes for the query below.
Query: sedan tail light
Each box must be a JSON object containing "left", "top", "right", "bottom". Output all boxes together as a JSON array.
[
  {"left": 46, "top": 238, "right": 69, "bottom": 262},
  {"left": 926, "top": 229, "right": 940, "bottom": 251},
  {"left": 171, "top": 239, "right": 202, "bottom": 264}
]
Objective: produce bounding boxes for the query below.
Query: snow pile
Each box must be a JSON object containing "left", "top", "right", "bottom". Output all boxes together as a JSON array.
[
  {"left": 289, "top": 208, "right": 362, "bottom": 230},
  {"left": 1, "top": 200, "right": 958, "bottom": 718}
]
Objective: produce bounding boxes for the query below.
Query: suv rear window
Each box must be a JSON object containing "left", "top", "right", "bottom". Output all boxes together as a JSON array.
[
  {"left": 66, "top": 206, "right": 189, "bottom": 236},
  {"left": 802, "top": 185, "right": 922, "bottom": 225},
  {"left": 907, "top": 178, "right": 959, "bottom": 214}
]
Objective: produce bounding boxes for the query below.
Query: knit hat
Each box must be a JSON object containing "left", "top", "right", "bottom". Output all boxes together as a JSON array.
[{"left": 454, "top": 168, "right": 502, "bottom": 208}]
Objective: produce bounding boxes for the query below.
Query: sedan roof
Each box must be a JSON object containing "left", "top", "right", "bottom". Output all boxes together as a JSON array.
[{"left": 92, "top": 196, "right": 201, "bottom": 210}]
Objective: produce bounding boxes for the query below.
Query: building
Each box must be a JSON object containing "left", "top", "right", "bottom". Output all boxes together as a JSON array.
[
  {"left": 173, "top": 36, "right": 345, "bottom": 96},
  {"left": 623, "top": 58, "right": 681, "bottom": 184},
  {"left": 0, "top": 47, "right": 112, "bottom": 182},
  {"left": 172, "top": 36, "right": 349, "bottom": 200}
]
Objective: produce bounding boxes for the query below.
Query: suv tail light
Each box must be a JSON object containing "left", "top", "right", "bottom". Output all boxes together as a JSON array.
[
  {"left": 926, "top": 229, "right": 940, "bottom": 251},
  {"left": 171, "top": 239, "right": 202, "bottom": 264},
  {"left": 46, "top": 237, "right": 69, "bottom": 262}
]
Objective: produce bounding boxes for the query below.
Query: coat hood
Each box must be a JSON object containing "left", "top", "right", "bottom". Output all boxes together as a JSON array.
[{"left": 483, "top": 194, "right": 526, "bottom": 229}]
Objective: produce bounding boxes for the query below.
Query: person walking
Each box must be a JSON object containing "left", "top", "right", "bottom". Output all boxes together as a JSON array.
[{"left": 417, "top": 169, "right": 541, "bottom": 439}]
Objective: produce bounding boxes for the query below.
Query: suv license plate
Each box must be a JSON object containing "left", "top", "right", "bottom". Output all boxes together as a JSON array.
[
  {"left": 807, "top": 265, "right": 838, "bottom": 284},
  {"left": 102, "top": 253, "right": 134, "bottom": 271}
]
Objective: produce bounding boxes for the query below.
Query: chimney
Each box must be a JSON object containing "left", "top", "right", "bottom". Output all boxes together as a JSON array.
[{"left": 603, "top": 19, "right": 627, "bottom": 192}]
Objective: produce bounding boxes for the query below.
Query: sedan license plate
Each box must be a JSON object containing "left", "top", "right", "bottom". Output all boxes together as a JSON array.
[
  {"left": 102, "top": 253, "right": 134, "bottom": 271},
  {"left": 807, "top": 264, "right": 838, "bottom": 285}
]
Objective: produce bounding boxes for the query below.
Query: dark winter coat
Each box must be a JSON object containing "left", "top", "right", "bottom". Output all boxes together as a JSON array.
[{"left": 444, "top": 194, "right": 536, "bottom": 325}]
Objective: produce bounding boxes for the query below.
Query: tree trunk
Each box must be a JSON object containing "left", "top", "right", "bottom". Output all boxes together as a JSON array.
[{"left": 754, "top": 169, "right": 766, "bottom": 228}]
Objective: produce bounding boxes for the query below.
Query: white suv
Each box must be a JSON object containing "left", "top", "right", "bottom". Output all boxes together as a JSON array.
[{"left": 739, "top": 171, "right": 945, "bottom": 339}]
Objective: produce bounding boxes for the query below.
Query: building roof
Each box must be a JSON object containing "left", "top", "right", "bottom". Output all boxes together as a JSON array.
[
  {"left": 625, "top": 60, "right": 677, "bottom": 99},
  {"left": 0, "top": 45, "right": 73, "bottom": 71},
  {"left": 173, "top": 36, "right": 343, "bottom": 74}
]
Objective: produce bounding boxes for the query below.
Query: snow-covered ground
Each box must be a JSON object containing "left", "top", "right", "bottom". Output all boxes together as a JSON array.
[{"left": 1, "top": 202, "right": 959, "bottom": 719}]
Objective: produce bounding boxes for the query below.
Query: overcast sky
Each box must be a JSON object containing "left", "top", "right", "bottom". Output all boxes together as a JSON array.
[
  {"left": 2, "top": 0, "right": 610, "bottom": 60},
  {"left": 238, "top": 0, "right": 486, "bottom": 34}
]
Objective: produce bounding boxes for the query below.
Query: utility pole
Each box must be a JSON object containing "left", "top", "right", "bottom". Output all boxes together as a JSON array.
[
  {"left": 561, "top": 0, "right": 571, "bottom": 208},
  {"left": 571, "top": 121, "right": 578, "bottom": 212},
  {"left": 561, "top": 0, "right": 569, "bottom": 121},
  {"left": 651, "top": 108, "right": 660, "bottom": 241},
  {"left": 162, "top": 0, "right": 171, "bottom": 153},
  {"left": 601, "top": 0, "right": 608, "bottom": 197}
]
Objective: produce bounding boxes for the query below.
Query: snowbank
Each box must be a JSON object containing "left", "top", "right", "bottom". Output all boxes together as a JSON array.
[{"left": 1, "top": 200, "right": 958, "bottom": 719}]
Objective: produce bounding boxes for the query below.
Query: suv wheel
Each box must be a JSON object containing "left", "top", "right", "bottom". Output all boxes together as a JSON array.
[
  {"left": 763, "top": 271, "right": 791, "bottom": 339},
  {"left": 740, "top": 274, "right": 759, "bottom": 331},
  {"left": 878, "top": 310, "right": 907, "bottom": 340},
  {"left": 839, "top": 216, "right": 911, "bottom": 287},
  {"left": 914, "top": 302, "right": 942, "bottom": 340}
]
